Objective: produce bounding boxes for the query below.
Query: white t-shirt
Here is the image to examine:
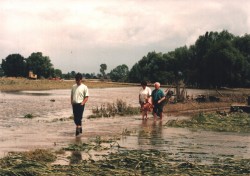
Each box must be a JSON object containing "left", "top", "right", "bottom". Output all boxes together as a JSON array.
[
  {"left": 139, "top": 86, "right": 151, "bottom": 104},
  {"left": 71, "top": 83, "right": 89, "bottom": 103}
]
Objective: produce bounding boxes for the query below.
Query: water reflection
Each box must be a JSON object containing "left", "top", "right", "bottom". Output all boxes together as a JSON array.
[
  {"left": 69, "top": 137, "right": 82, "bottom": 165},
  {"left": 138, "top": 120, "right": 164, "bottom": 146}
]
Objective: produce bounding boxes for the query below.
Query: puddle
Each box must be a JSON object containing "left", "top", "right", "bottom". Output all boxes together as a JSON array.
[
  {"left": 0, "top": 87, "right": 249, "bottom": 163},
  {"left": 3, "top": 90, "right": 52, "bottom": 96},
  {"left": 118, "top": 118, "right": 250, "bottom": 164}
]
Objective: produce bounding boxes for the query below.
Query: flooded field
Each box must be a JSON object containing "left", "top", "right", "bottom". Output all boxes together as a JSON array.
[{"left": 0, "top": 87, "right": 249, "bottom": 164}]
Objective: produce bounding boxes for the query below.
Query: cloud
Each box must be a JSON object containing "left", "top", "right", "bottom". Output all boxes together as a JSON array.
[{"left": 1, "top": 0, "right": 250, "bottom": 73}]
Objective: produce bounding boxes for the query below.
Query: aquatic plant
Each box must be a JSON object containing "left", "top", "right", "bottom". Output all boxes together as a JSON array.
[
  {"left": 1, "top": 146, "right": 249, "bottom": 176},
  {"left": 63, "top": 142, "right": 94, "bottom": 151},
  {"left": 23, "top": 113, "right": 34, "bottom": 119},
  {"left": 63, "top": 136, "right": 120, "bottom": 153},
  {"left": 88, "top": 99, "right": 140, "bottom": 119},
  {"left": 166, "top": 112, "right": 250, "bottom": 132},
  {"left": 0, "top": 149, "right": 56, "bottom": 176},
  {"left": 122, "top": 128, "right": 136, "bottom": 136}
]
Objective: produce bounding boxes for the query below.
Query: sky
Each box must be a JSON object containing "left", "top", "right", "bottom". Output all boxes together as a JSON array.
[{"left": 1, "top": 0, "right": 250, "bottom": 74}]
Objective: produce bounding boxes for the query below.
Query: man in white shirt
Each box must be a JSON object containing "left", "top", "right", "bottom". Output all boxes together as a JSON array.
[{"left": 71, "top": 73, "right": 89, "bottom": 136}]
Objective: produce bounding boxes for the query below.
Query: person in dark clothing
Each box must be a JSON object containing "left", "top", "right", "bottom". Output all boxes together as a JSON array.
[
  {"left": 71, "top": 73, "right": 89, "bottom": 136},
  {"left": 151, "top": 82, "right": 165, "bottom": 121}
]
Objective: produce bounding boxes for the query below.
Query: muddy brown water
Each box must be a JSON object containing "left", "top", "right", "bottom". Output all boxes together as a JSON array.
[{"left": 0, "top": 87, "right": 249, "bottom": 164}]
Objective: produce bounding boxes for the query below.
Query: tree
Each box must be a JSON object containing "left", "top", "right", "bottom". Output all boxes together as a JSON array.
[
  {"left": 128, "top": 63, "right": 141, "bottom": 83},
  {"left": 100, "top": 64, "right": 107, "bottom": 78},
  {"left": 85, "top": 73, "right": 91, "bottom": 79},
  {"left": 26, "top": 52, "right": 53, "bottom": 78},
  {"left": 190, "top": 30, "right": 242, "bottom": 88},
  {"left": 71, "top": 71, "right": 76, "bottom": 78},
  {"left": 127, "top": 30, "right": 250, "bottom": 87},
  {"left": 233, "top": 34, "right": 250, "bottom": 86},
  {"left": 50, "top": 68, "right": 62, "bottom": 78},
  {"left": 1, "top": 54, "right": 26, "bottom": 77},
  {"left": 109, "top": 64, "right": 129, "bottom": 82},
  {"left": 201, "top": 40, "right": 244, "bottom": 87},
  {"left": 0, "top": 64, "right": 4, "bottom": 76},
  {"left": 128, "top": 51, "right": 167, "bottom": 83}
]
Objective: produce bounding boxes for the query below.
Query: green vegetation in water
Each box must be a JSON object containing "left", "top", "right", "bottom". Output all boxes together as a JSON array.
[
  {"left": 23, "top": 113, "right": 34, "bottom": 119},
  {"left": 50, "top": 116, "right": 73, "bottom": 122},
  {"left": 166, "top": 112, "right": 250, "bottom": 132},
  {"left": 0, "top": 146, "right": 249, "bottom": 176},
  {"left": 122, "top": 128, "right": 137, "bottom": 136},
  {"left": 63, "top": 136, "right": 121, "bottom": 152},
  {"left": 88, "top": 99, "right": 140, "bottom": 119},
  {"left": 0, "top": 149, "right": 56, "bottom": 176}
]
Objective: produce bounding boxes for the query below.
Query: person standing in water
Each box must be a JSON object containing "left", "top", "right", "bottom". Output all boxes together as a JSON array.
[
  {"left": 139, "top": 81, "right": 152, "bottom": 120},
  {"left": 71, "top": 73, "right": 89, "bottom": 136},
  {"left": 151, "top": 82, "right": 165, "bottom": 121}
]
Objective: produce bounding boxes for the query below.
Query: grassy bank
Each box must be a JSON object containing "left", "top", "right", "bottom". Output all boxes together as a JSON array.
[{"left": 0, "top": 77, "right": 136, "bottom": 91}]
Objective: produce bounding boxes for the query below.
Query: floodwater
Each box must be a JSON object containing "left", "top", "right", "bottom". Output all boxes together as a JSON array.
[{"left": 0, "top": 87, "right": 249, "bottom": 164}]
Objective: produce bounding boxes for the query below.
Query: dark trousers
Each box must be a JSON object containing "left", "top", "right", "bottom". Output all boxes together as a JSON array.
[
  {"left": 72, "top": 103, "right": 85, "bottom": 126},
  {"left": 153, "top": 102, "right": 164, "bottom": 114}
]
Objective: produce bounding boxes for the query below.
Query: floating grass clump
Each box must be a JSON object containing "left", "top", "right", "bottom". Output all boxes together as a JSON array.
[
  {"left": 88, "top": 99, "right": 140, "bottom": 119},
  {"left": 63, "top": 142, "right": 95, "bottom": 151},
  {"left": 24, "top": 113, "right": 34, "bottom": 119},
  {"left": 0, "top": 149, "right": 56, "bottom": 176},
  {"left": 63, "top": 136, "right": 120, "bottom": 152},
  {"left": 166, "top": 112, "right": 250, "bottom": 132}
]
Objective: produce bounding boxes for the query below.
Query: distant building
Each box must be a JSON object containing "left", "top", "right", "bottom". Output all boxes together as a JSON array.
[{"left": 28, "top": 71, "right": 37, "bottom": 79}]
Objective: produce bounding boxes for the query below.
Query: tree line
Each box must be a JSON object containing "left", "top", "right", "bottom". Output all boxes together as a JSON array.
[
  {"left": 1, "top": 52, "right": 62, "bottom": 79},
  {"left": 1, "top": 30, "right": 250, "bottom": 88},
  {"left": 61, "top": 63, "right": 129, "bottom": 81},
  {"left": 0, "top": 52, "right": 129, "bottom": 81},
  {"left": 129, "top": 30, "right": 250, "bottom": 88}
]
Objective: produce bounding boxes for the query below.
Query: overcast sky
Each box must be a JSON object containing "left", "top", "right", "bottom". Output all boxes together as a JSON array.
[{"left": 1, "top": 0, "right": 250, "bottom": 74}]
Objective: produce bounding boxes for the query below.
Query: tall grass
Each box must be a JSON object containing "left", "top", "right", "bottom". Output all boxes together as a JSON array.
[{"left": 88, "top": 99, "right": 140, "bottom": 119}]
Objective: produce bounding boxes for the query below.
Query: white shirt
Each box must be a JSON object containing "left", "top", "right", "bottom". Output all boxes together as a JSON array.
[
  {"left": 71, "top": 83, "right": 89, "bottom": 103},
  {"left": 139, "top": 86, "right": 151, "bottom": 103}
]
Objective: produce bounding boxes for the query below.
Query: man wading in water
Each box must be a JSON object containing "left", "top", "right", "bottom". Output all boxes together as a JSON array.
[
  {"left": 71, "top": 73, "right": 89, "bottom": 136},
  {"left": 152, "top": 82, "right": 165, "bottom": 121}
]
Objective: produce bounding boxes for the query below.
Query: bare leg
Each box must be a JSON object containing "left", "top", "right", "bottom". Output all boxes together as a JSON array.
[
  {"left": 153, "top": 113, "right": 157, "bottom": 121},
  {"left": 159, "top": 112, "right": 163, "bottom": 121},
  {"left": 141, "top": 105, "right": 144, "bottom": 120},
  {"left": 144, "top": 110, "right": 148, "bottom": 119}
]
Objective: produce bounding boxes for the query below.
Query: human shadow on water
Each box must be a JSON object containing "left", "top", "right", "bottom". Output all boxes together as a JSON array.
[
  {"left": 69, "top": 137, "right": 83, "bottom": 164},
  {"left": 138, "top": 119, "right": 164, "bottom": 147}
]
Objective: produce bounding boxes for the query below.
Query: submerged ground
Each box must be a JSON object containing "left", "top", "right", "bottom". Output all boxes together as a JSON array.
[{"left": 0, "top": 78, "right": 249, "bottom": 175}]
